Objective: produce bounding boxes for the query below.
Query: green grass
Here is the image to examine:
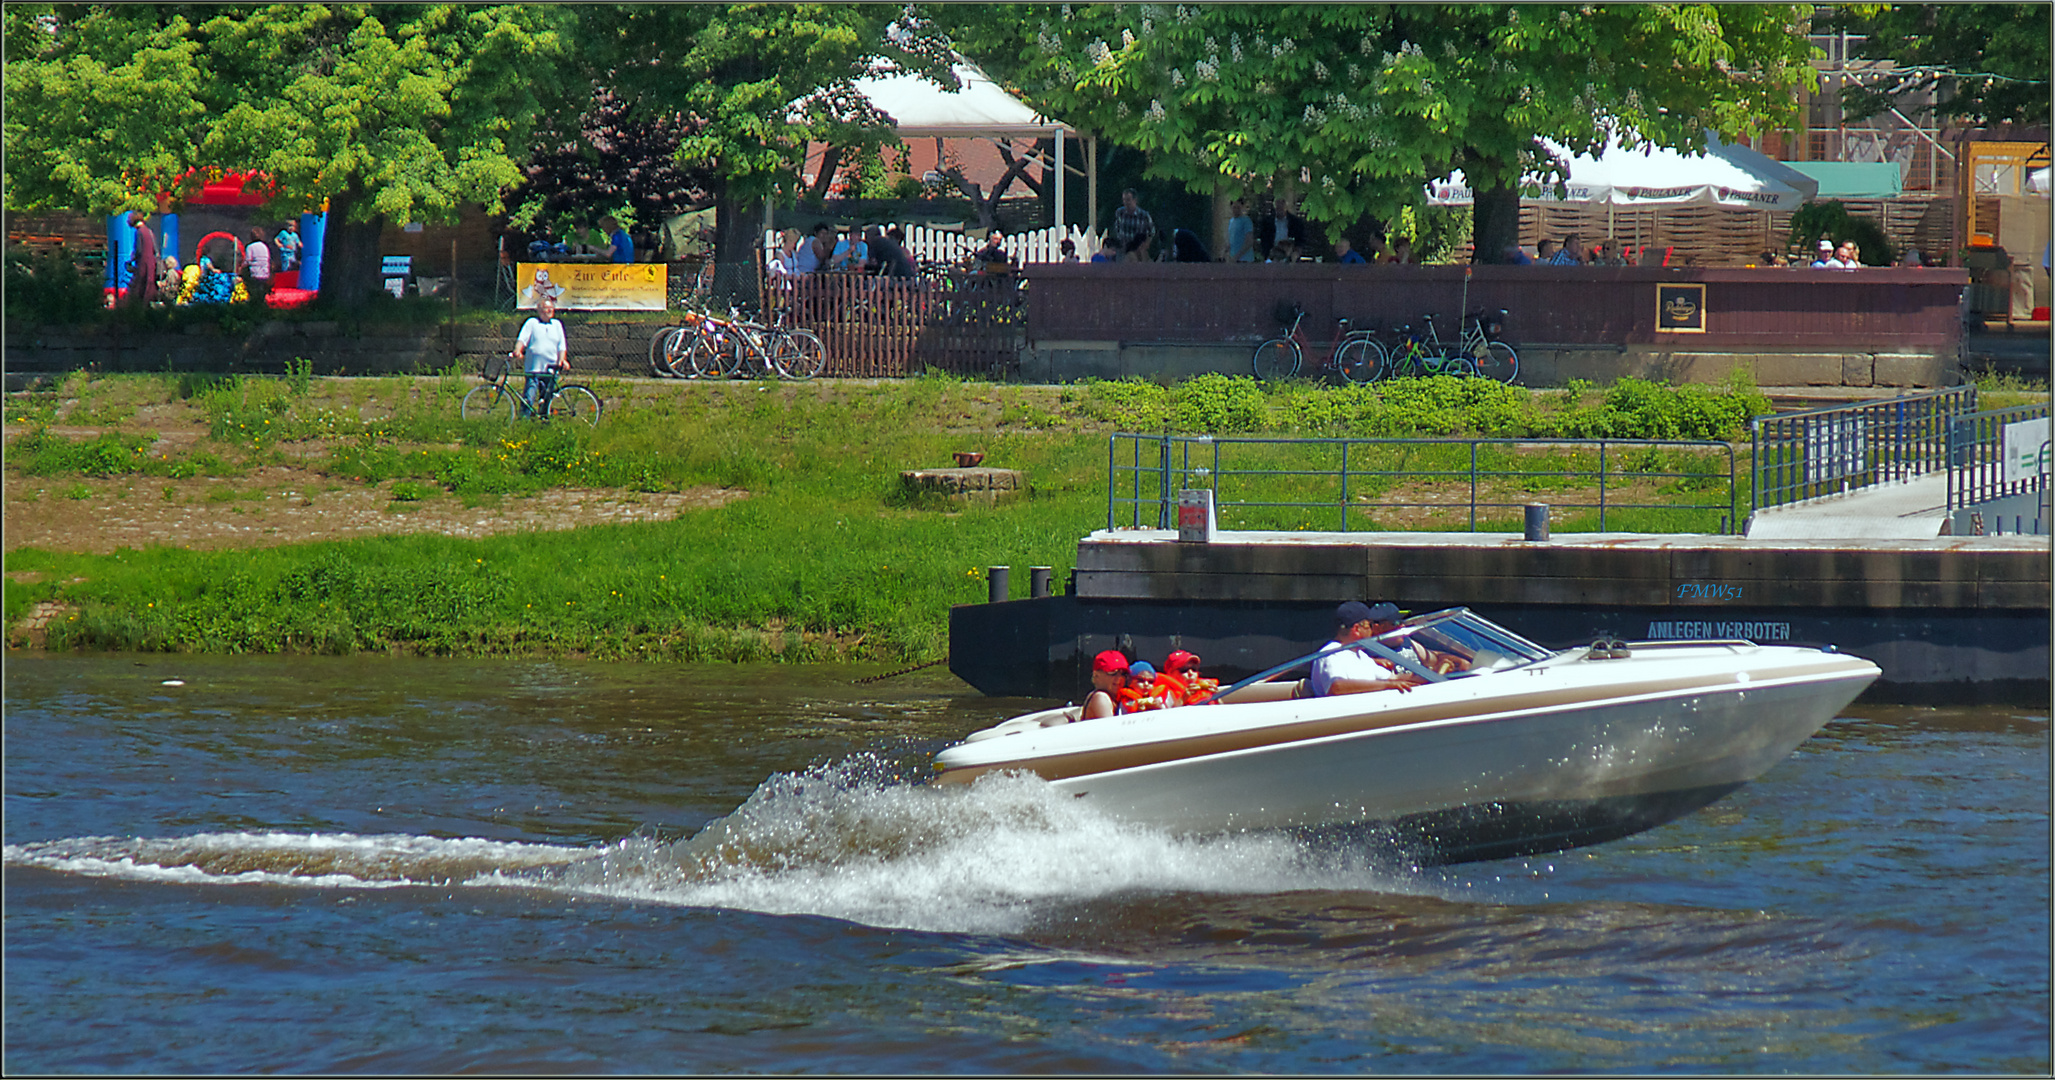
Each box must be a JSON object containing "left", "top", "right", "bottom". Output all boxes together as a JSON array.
[{"left": 5, "top": 371, "right": 1781, "bottom": 662}]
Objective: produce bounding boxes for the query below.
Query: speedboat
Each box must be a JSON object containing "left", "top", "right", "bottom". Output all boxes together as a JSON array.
[{"left": 932, "top": 608, "right": 1880, "bottom": 864}]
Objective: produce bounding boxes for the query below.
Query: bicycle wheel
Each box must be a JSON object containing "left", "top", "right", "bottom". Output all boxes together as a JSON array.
[
  {"left": 648, "top": 326, "right": 681, "bottom": 377},
  {"left": 1336, "top": 337, "right": 1387, "bottom": 384},
  {"left": 461, "top": 382, "right": 516, "bottom": 421},
  {"left": 683, "top": 334, "right": 729, "bottom": 379},
  {"left": 773, "top": 329, "right": 827, "bottom": 380},
  {"left": 1252, "top": 338, "right": 1301, "bottom": 381},
  {"left": 1474, "top": 341, "right": 1519, "bottom": 384},
  {"left": 548, "top": 384, "right": 603, "bottom": 425},
  {"left": 732, "top": 329, "right": 775, "bottom": 379}
]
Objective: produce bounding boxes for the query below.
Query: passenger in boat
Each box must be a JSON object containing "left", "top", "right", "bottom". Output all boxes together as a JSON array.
[
  {"left": 1307, "top": 601, "right": 1421, "bottom": 697},
  {"left": 1083, "top": 650, "right": 1130, "bottom": 719},
  {"left": 1118, "top": 660, "right": 1168, "bottom": 712},
  {"left": 1164, "top": 649, "right": 1219, "bottom": 704}
]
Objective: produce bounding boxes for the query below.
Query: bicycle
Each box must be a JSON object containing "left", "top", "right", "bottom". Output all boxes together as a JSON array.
[
  {"left": 461, "top": 354, "right": 602, "bottom": 424},
  {"left": 1370, "top": 310, "right": 1519, "bottom": 385},
  {"left": 1252, "top": 301, "right": 1386, "bottom": 383},
  {"left": 668, "top": 305, "right": 826, "bottom": 381}
]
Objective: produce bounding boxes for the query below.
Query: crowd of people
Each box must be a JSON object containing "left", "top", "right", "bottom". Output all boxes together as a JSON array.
[{"left": 768, "top": 222, "right": 922, "bottom": 279}]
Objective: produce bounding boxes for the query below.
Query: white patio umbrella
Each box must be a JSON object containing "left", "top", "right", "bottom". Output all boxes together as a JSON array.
[{"left": 1426, "top": 133, "right": 1819, "bottom": 211}]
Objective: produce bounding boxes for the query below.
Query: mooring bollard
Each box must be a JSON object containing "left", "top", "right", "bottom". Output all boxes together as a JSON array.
[
  {"left": 1524, "top": 503, "right": 1550, "bottom": 542},
  {"left": 988, "top": 566, "right": 1010, "bottom": 604},
  {"left": 1029, "top": 566, "right": 1052, "bottom": 598}
]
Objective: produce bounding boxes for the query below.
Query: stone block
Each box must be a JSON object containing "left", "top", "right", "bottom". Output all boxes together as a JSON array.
[
  {"left": 1841, "top": 354, "right": 1875, "bottom": 386},
  {"left": 1749, "top": 352, "right": 1851, "bottom": 386},
  {"left": 1873, "top": 353, "right": 1947, "bottom": 387},
  {"left": 900, "top": 466, "right": 1027, "bottom": 507}
]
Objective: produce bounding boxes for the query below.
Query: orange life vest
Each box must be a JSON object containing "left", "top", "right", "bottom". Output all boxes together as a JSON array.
[{"left": 1179, "top": 674, "right": 1221, "bottom": 705}]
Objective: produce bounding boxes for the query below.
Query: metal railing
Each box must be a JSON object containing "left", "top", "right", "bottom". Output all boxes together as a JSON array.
[
  {"left": 1748, "top": 385, "right": 1978, "bottom": 514},
  {"left": 1948, "top": 402, "right": 2053, "bottom": 512},
  {"left": 1109, "top": 433, "right": 1739, "bottom": 534}
]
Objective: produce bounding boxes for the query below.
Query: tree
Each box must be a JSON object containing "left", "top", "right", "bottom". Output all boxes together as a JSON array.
[
  {"left": 949, "top": 4, "right": 1818, "bottom": 262},
  {"left": 510, "top": 88, "right": 716, "bottom": 253},
  {"left": 567, "top": 5, "right": 955, "bottom": 287},
  {"left": 4, "top": 4, "right": 568, "bottom": 306},
  {"left": 1825, "top": 4, "right": 2052, "bottom": 127}
]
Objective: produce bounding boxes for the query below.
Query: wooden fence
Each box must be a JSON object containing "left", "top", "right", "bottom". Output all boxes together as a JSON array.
[{"left": 775, "top": 269, "right": 1024, "bottom": 378}]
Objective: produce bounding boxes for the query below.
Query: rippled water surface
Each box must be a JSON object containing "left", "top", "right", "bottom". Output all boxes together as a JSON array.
[{"left": 5, "top": 654, "right": 2048, "bottom": 1073}]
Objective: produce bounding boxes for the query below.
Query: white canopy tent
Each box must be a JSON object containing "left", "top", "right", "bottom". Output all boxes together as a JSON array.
[
  {"left": 797, "top": 58, "right": 1088, "bottom": 232},
  {"left": 1426, "top": 134, "right": 1820, "bottom": 211}
]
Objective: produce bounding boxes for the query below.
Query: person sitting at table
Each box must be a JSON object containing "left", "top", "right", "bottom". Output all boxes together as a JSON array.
[
  {"left": 1334, "top": 236, "right": 1368, "bottom": 264},
  {"left": 793, "top": 223, "right": 829, "bottom": 274},
  {"left": 1090, "top": 236, "right": 1120, "bottom": 263},
  {"left": 830, "top": 225, "right": 869, "bottom": 272},
  {"left": 767, "top": 228, "right": 804, "bottom": 279},
  {"left": 599, "top": 215, "right": 634, "bottom": 263},
  {"left": 863, "top": 226, "right": 917, "bottom": 278},
  {"left": 971, "top": 230, "right": 1016, "bottom": 275}
]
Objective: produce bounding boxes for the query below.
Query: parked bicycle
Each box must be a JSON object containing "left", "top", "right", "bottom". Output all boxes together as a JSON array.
[
  {"left": 461, "top": 354, "right": 602, "bottom": 424},
  {"left": 1252, "top": 302, "right": 1385, "bottom": 383},
  {"left": 1368, "top": 309, "right": 1519, "bottom": 385},
  {"left": 666, "top": 305, "right": 826, "bottom": 380}
]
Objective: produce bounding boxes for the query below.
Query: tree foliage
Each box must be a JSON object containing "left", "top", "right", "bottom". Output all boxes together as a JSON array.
[
  {"left": 565, "top": 5, "right": 956, "bottom": 274},
  {"left": 949, "top": 4, "right": 1817, "bottom": 259},
  {"left": 510, "top": 88, "right": 714, "bottom": 244},
  {"left": 5, "top": 4, "right": 568, "bottom": 304},
  {"left": 1825, "top": 3, "right": 2053, "bottom": 127}
]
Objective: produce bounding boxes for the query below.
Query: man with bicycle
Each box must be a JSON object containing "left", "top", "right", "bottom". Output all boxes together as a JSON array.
[{"left": 514, "top": 294, "right": 570, "bottom": 413}]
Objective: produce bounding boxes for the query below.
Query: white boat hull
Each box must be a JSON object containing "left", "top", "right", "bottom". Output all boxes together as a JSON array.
[{"left": 934, "top": 641, "right": 1879, "bottom": 864}]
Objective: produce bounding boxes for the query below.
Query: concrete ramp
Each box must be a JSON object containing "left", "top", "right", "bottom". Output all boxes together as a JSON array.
[{"left": 1745, "top": 472, "right": 1950, "bottom": 539}]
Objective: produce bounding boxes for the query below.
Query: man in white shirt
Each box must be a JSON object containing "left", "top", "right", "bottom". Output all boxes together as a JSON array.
[{"left": 1309, "top": 601, "right": 1420, "bottom": 696}]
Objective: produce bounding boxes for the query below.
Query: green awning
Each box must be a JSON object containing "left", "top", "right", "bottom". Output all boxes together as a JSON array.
[{"left": 1789, "top": 161, "right": 1905, "bottom": 200}]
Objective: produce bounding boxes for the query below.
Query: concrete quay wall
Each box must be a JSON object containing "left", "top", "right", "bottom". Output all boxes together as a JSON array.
[{"left": 1072, "top": 530, "right": 2049, "bottom": 612}]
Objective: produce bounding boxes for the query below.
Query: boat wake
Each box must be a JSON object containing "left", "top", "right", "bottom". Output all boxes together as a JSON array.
[{"left": 4, "top": 757, "right": 1446, "bottom": 935}]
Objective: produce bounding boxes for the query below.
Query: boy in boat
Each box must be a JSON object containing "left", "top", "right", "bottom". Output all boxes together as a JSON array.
[
  {"left": 1308, "top": 601, "right": 1421, "bottom": 696},
  {"left": 1164, "top": 649, "right": 1219, "bottom": 705},
  {"left": 1083, "top": 650, "right": 1130, "bottom": 719}
]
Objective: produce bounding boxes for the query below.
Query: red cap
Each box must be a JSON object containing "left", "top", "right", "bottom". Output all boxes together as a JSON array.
[
  {"left": 1092, "top": 650, "right": 1130, "bottom": 674},
  {"left": 1165, "top": 649, "right": 1202, "bottom": 672}
]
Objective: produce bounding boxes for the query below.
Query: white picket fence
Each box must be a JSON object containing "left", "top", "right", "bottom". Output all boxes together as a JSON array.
[{"left": 764, "top": 223, "right": 1098, "bottom": 268}]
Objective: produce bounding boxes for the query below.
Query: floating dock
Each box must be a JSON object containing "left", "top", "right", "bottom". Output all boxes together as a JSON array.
[{"left": 950, "top": 530, "right": 2051, "bottom": 705}]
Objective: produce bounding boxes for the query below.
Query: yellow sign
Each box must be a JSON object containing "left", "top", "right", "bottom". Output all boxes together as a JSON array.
[{"left": 516, "top": 262, "right": 666, "bottom": 310}]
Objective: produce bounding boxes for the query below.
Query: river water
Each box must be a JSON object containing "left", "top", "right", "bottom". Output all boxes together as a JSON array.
[{"left": 4, "top": 654, "right": 2047, "bottom": 1073}]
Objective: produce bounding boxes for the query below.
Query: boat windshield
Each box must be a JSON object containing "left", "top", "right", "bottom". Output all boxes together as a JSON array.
[{"left": 1383, "top": 608, "right": 1554, "bottom": 674}]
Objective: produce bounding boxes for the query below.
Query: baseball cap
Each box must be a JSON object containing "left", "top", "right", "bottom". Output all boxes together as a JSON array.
[
  {"left": 1092, "top": 649, "right": 1130, "bottom": 674},
  {"left": 1817, "top": 238, "right": 1833, "bottom": 251},
  {"left": 1165, "top": 649, "right": 1202, "bottom": 672},
  {"left": 1337, "top": 600, "right": 1402, "bottom": 626}
]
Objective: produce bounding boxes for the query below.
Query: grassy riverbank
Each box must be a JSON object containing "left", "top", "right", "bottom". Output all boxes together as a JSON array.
[{"left": 3, "top": 370, "right": 2028, "bottom": 662}]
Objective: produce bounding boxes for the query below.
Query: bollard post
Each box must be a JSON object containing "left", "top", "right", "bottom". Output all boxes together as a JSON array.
[
  {"left": 1524, "top": 503, "right": 1550, "bottom": 542},
  {"left": 988, "top": 566, "right": 1010, "bottom": 604},
  {"left": 1029, "top": 566, "right": 1052, "bottom": 598}
]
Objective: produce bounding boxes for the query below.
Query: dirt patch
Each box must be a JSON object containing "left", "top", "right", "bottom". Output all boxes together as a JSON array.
[{"left": 4, "top": 466, "right": 745, "bottom": 555}]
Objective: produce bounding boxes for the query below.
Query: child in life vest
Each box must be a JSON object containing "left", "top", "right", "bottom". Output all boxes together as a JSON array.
[
  {"left": 1165, "top": 649, "right": 1220, "bottom": 705},
  {"left": 1115, "top": 661, "right": 1161, "bottom": 712}
]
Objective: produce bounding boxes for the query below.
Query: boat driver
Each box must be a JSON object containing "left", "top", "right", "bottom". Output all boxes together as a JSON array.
[
  {"left": 1083, "top": 649, "right": 1130, "bottom": 719},
  {"left": 1307, "top": 601, "right": 1421, "bottom": 696}
]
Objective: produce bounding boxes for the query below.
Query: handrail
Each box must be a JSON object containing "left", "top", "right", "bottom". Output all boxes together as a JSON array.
[
  {"left": 1947, "top": 401, "right": 2053, "bottom": 512},
  {"left": 1108, "top": 433, "right": 1739, "bottom": 534},
  {"left": 1747, "top": 385, "right": 1978, "bottom": 514}
]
